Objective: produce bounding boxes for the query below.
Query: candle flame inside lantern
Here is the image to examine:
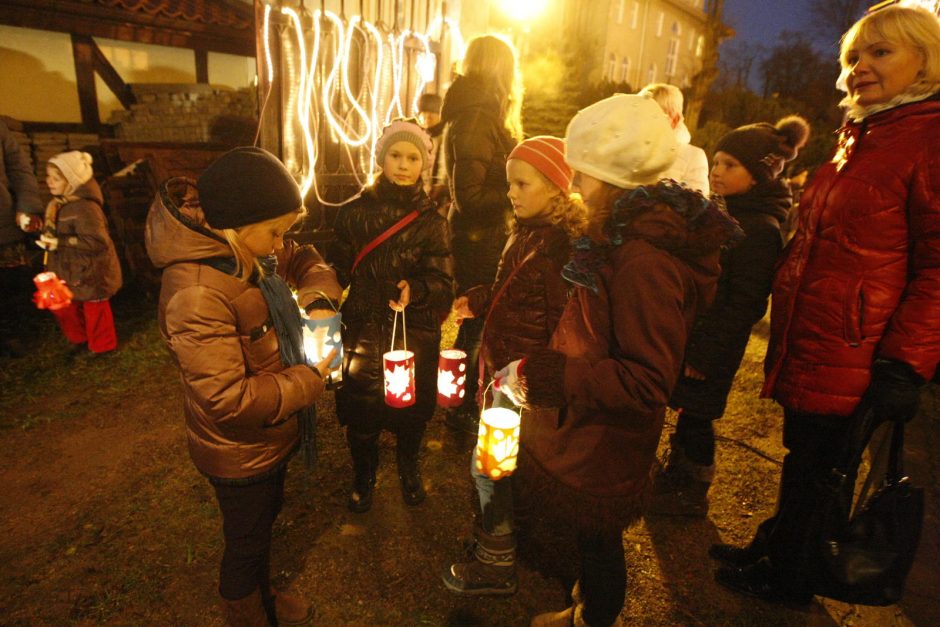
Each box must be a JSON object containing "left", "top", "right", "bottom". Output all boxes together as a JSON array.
[{"left": 474, "top": 407, "right": 521, "bottom": 480}]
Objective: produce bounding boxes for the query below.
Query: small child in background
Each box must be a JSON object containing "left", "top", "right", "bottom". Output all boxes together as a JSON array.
[
  {"left": 656, "top": 116, "right": 810, "bottom": 516},
  {"left": 443, "top": 136, "right": 585, "bottom": 597},
  {"left": 328, "top": 119, "right": 455, "bottom": 513},
  {"left": 39, "top": 151, "right": 122, "bottom": 356},
  {"left": 417, "top": 92, "right": 448, "bottom": 206}
]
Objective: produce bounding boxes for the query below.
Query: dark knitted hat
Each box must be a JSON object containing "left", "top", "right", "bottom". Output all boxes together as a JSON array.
[
  {"left": 197, "top": 147, "right": 302, "bottom": 229},
  {"left": 715, "top": 116, "right": 810, "bottom": 184}
]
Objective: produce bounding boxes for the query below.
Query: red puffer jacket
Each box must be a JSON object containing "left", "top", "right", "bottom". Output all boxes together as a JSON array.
[{"left": 762, "top": 95, "right": 940, "bottom": 416}]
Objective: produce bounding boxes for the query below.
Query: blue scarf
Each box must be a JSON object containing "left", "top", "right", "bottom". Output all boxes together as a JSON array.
[{"left": 204, "top": 255, "right": 317, "bottom": 470}]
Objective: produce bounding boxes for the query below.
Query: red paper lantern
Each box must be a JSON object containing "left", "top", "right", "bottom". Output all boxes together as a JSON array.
[
  {"left": 437, "top": 349, "right": 467, "bottom": 408},
  {"left": 383, "top": 349, "right": 416, "bottom": 407},
  {"left": 32, "top": 271, "right": 73, "bottom": 311}
]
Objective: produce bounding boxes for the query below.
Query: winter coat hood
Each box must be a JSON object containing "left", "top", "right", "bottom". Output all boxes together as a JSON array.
[
  {"left": 145, "top": 178, "right": 231, "bottom": 269},
  {"left": 440, "top": 74, "right": 502, "bottom": 125},
  {"left": 841, "top": 83, "right": 940, "bottom": 122}
]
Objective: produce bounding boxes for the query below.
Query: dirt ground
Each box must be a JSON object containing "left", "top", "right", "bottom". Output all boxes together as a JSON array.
[{"left": 1, "top": 294, "right": 938, "bottom": 626}]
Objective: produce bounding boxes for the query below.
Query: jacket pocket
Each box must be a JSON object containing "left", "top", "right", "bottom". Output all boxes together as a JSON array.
[
  {"left": 240, "top": 322, "right": 281, "bottom": 374},
  {"left": 842, "top": 279, "right": 864, "bottom": 347}
]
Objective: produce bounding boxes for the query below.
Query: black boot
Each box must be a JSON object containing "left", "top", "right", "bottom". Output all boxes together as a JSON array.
[
  {"left": 709, "top": 519, "right": 773, "bottom": 567},
  {"left": 347, "top": 429, "right": 379, "bottom": 513},
  {"left": 396, "top": 427, "right": 426, "bottom": 506}
]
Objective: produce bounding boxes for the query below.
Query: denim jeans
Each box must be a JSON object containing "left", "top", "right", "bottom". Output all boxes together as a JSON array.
[{"left": 470, "top": 447, "right": 514, "bottom": 535}]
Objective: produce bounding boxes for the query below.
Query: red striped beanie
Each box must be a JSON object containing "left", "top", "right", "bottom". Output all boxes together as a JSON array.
[{"left": 508, "top": 136, "right": 572, "bottom": 192}]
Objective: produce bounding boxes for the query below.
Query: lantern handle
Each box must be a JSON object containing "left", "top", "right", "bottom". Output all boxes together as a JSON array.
[{"left": 390, "top": 308, "right": 408, "bottom": 352}]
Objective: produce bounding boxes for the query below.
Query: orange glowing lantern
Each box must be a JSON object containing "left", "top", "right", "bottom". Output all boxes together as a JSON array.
[
  {"left": 383, "top": 310, "right": 416, "bottom": 408},
  {"left": 474, "top": 392, "right": 521, "bottom": 480},
  {"left": 437, "top": 349, "right": 467, "bottom": 408},
  {"left": 32, "top": 271, "right": 73, "bottom": 310}
]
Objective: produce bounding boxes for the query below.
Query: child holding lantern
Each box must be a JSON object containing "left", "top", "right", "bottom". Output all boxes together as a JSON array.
[
  {"left": 327, "top": 119, "right": 454, "bottom": 513},
  {"left": 38, "top": 151, "right": 122, "bottom": 356},
  {"left": 492, "top": 95, "right": 742, "bottom": 625},
  {"left": 442, "top": 136, "right": 585, "bottom": 596},
  {"left": 145, "top": 147, "right": 342, "bottom": 625}
]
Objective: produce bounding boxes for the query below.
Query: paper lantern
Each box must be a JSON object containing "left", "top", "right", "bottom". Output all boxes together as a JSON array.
[
  {"left": 437, "top": 349, "right": 467, "bottom": 408},
  {"left": 383, "top": 349, "right": 416, "bottom": 407},
  {"left": 32, "top": 271, "right": 73, "bottom": 311},
  {"left": 474, "top": 406, "right": 521, "bottom": 480},
  {"left": 302, "top": 311, "right": 343, "bottom": 369}
]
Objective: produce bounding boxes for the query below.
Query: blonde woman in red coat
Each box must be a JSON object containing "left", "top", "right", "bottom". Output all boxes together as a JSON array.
[
  {"left": 712, "top": 5, "right": 940, "bottom": 605},
  {"left": 494, "top": 96, "right": 741, "bottom": 627}
]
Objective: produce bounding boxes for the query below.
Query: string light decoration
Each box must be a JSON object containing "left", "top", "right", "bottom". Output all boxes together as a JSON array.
[{"left": 258, "top": 1, "right": 464, "bottom": 207}]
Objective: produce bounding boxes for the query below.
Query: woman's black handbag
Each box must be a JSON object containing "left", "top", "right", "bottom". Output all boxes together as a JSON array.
[{"left": 812, "top": 414, "right": 924, "bottom": 605}]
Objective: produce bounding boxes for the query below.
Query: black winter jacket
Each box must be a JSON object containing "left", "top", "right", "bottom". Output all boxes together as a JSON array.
[
  {"left": 441, "top": 74, "right": 517, "bottom": 292},
  {"left": 328, "top": 177, "right": 455, "bottom": 431},
  {"left": 669, "top": 180, "right": 791, "bottom": 419}
]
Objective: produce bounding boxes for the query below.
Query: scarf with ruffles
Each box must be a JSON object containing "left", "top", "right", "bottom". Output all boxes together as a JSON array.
[{"left": 562, "top": 179, "right": 744, "bottom": 293}]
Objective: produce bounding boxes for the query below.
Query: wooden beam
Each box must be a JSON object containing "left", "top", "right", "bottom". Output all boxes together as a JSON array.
[
  {"left": 90, "top": 39, "right": 137, "bottom": 109},
  {"left": 71, "top": 34, "right": 100, "bottom": 131},
  {"left": 195, "top": 48, "right": 210, "bottom": 84},
  {"left": 0, "top": 1, "right": 255, "bottom": 57}
]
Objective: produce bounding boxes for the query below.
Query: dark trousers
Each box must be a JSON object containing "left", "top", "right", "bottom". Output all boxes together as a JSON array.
[
  {"left": 212, "top": 467, "right": 286, "bottom": 604},
  {"left": 454, "top": 317, "right": 484, "bottom": 412},
  {"left": 578, "top": 528, "right": 626, "bottom": 626},
  {"left": 761, "top": 409, "right": 855, "bottom": 592},
  {"left": 0, "top": 265, "right": 39, "bottom": 352},
  {"left": 674, "top": 410, "right": 716, "bottom": 466}
]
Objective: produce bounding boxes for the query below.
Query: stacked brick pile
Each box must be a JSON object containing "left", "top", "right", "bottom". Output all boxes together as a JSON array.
[{"left": 107, "top": 84, "right": 257, "bottom": 142}]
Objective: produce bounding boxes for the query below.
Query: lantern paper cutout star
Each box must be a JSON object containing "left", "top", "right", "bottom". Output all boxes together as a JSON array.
[
  {"left": 385, "top": 363, "right": 413, "bottom": 399},
  {"left": 303, "top": 325, "right": 330, "bottom": 362}
]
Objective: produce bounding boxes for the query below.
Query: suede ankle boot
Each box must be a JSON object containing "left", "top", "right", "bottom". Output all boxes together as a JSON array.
[
  {"left": 270, "top": 586, "right": 315, "bottom": 626},
  {"left": 443, "top": 525, "right": 517, "bottom": 596},
  {"left": 220, "top": 588, "right": 269, "bottom": 627}
]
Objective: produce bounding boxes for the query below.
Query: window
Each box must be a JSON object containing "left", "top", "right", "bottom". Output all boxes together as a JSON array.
[
  {"left": 656, "top": 11, "right": 664, "bottom": 37},
  {"left": 631, "top": 1, "right": 640, "bottom": 29},
  {"left": 665, "top": 37, "right": 680, "bottom": 79},
  {"left": 647, "top": 62, "right": 657, "bottom": 84},
  {"left": 672, "top": 21, "right": 681, "bottom": 36},
  {"left": 688, "top": 29, "right": 696, "bottom": 51},
  {"left": 607, "top": 53, "right": 618, "bottom": 81},
  {"left": 620, "top": 56, "right": 631, "bottom": 83},
  {"left": 616, "top": 0, "right": 625, "bottom": 24},
  {"left": 696, "top": 35, "right": 705, "bottom": 58}
]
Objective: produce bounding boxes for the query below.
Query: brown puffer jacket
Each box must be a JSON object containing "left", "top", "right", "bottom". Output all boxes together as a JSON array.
[
  {"left": 515, "top": 185, "right": 739, "bottom": 531},
  {"left": 45, "top": 178, "right": 122, "bottom": 302},
  {"left": 145, "top": 179, "right": 342, "bottom": 481}
]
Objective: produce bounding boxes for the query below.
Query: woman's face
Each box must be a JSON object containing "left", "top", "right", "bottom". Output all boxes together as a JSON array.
[
  {"left": 710, "top": 151, "right": 756, "bottom": 197},
  {"left": 843, "top": 38, "right": 925, "bottom": 106},
  {"left": 46, "top": 166, "right": 69, "bottom": 197},
  {"left": 238, "top": 212, "right": 300, "bottom": 257},
  {"left": 506, "top": 159, "right": 560, "bottom": 222},
  {"left": 382, "top": 141, "right": 424, "bottom": 187},
  {"left": 571, "top": 171, "right": 610, "bottom": 213}
]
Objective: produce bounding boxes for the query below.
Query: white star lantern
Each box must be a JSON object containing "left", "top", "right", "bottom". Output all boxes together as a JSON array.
[{"left": 383, "top": 349, "right": 416, "bottom": 407}]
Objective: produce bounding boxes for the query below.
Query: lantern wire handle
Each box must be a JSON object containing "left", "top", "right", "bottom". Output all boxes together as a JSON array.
[{"left": 390, "top": 307, "right": 408, "bottom": 352}]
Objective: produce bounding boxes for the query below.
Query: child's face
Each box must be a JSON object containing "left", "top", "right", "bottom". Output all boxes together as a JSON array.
[
  {"left": 382, "top": 141, "right": 423, "bottom": 187},
  {"left": 46, "top": 166, "right": 69, "bottom": 196},
  {"left": 710, "top": 151, "right": 756, "bottom": 196},
  {"left": 418, "top": 111, "right": 441, "bottom": 129},
  {"left": 506, "top": 159, "right": 560, "bottom": 222},
  {"left": 238, "top": 211, "right": 300, "bottom": 257}
]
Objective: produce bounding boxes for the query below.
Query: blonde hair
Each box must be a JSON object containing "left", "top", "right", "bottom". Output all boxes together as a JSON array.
[
  {"left": 222, "top": 209, "right": 304, "bottom": 281},
  {"left": 840, "top": 5, "right": 940, "bottom": 93},
  {"left": 638, "top": 83, "right": 684, "bottom": 120},
  {"left": 462, "top": 34, "right": 525, "bottom": 141}
]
